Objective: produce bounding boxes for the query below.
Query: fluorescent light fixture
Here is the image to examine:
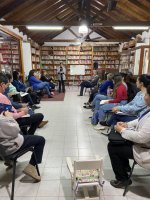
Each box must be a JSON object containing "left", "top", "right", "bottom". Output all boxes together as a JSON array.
[
  {"left": 113, "top": 26, "right": 149, "bottom": 30},
  {"left": 26, "top": 26, "right": 64, "bottom": 30},
  {"left": 79, "top": 25, "right": 88, "bottom": 34}
]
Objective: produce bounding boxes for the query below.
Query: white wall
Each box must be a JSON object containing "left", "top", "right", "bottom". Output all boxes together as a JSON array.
[{"left": 22, "top": 42, "right": 32, "bottom": 77}]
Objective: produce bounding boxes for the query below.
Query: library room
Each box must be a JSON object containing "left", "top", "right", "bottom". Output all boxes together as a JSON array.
[{"left": 0, "top": 0, "right": 150, "bottom": 200}]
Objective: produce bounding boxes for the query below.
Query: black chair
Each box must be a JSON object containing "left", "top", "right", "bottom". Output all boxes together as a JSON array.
[
  {"left": 123, "top": 147, "right": 150, "bottom": 196},
  {"left": 2, "top": 147, "right": 40, "bottom": 200},
  {"left": 123, "top": 160, "right": 136, "bottom": 196}
]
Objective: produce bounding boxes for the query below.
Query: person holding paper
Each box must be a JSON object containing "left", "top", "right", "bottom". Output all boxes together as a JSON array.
[
  {"left": 92, "top": 75, "right": 128, "bottom": 127},
  {"left": 5, "top": 73, "right": 39, "bottom": 109},
  {"left": 100, "top": 74, "right": 150, "bottom": 128},
  {"left": 0, "top": 73, "right": 45, "bottom": 135},
  {"left": 57, "top": 62, "right": 66, "bottom": 93}
]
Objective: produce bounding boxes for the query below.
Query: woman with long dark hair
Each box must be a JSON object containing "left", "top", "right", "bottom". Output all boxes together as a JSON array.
[
  {"left": 28, "top": 70, "right": 53, "bottom": 98},
  {"left": 92, "top": 74, "right": 128, "bottom": 126}
]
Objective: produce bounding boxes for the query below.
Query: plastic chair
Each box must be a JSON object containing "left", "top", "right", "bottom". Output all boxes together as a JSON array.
[
  {"left": 67, "top": 156, "right": 104, "bottom": 200},
  {"left": 1, "top": 146, "right": 40, "bottom": 200}
]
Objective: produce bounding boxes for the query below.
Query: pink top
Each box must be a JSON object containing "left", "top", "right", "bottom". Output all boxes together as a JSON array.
[{"left": 0, "top": 93, "right": 25, "bottom": 119}]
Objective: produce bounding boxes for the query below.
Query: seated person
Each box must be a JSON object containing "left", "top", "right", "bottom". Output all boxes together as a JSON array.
[
  {"left": 5, "top": 73, "right": 39, "bottom": 109},
  {"left": 100, "top": 74, "right": 149, "bottom": 128},
  {"left": 92, "top": 75, "right": 128, "bottom": 127},
  {"left": 0, "top": 73, "right": 47, "bottom": 135},
  {"left": 84, "top": 73, "right": 114, "bottom": 108},
  {"left": 78, "top": 70, "right": 100, "bottom": 96},
  {"left": 0, "top": 112, "right": 45, "bottom": 182},
  {"left": 28, "top": 70, "right": 53, "bottom": 98},
  {"left": 108, "top": 83, "right": 150, "bottom": 188},
  {"left": 12, "top": 70, "right": 28, "bottom": 92},
  {"left": 40, "top": 70, "right": 55, "bottom": 90}
]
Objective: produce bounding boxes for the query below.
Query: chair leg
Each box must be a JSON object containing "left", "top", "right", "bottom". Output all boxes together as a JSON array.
[
  {"left": 33, "top": 151, "right": 40, "bottom": 176},
  {"left": 123, "top": 161, "right": 136, "bottom": 196},
  {"left": 11, "top": 160, "right": 17, "bottom": 200}
]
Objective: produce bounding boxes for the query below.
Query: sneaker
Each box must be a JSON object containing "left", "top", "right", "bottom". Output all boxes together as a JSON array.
[
  {"left": 110, "top": 179, "right": 132, "bottom": 188},
  {"left": 84, "top": 102, "right": 89, "bottom": 105},
  {"left": 38, "top": 120, "right": 48, "bottom": 128},
  {"left": 31, "top": 105, "right": 40, "bottom": 109},
  {"left": 23, "top": 164, "right": 41, "bottom": 182},
  {"left": 83, "top": 105, "right": 92, "bottom": 109},
  {"left": 94, "top": 124, "right": 105, "bottom": 130},
  {"left": 100, "top": 121, "right": 110, "bottom": 127}
]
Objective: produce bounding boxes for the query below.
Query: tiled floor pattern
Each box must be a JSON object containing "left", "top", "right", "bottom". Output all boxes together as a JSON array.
[{"left": 0, "top": 87, "right": 150, "bottom": 200}]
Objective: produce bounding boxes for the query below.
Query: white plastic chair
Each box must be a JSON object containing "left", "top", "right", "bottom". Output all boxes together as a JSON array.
[{"left": 66, "top": 156, "right": 104, "bottom": 200}]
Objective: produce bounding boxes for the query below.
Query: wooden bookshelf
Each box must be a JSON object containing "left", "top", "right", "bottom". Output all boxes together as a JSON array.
[
  {"left": 30, "top": 41, "right": 40, "bottom": 70},
  {"left": 0, "top": 26, "right": 24, "bottom": 78},
  {"left": 40, "top": 44, "right": 120, "bottom": 84},
  {"left": 93, "top": 44, "right": 120, "bottom": 70},
  {"left": 119, "top": 44, "right": 150, "bottom": 75}
]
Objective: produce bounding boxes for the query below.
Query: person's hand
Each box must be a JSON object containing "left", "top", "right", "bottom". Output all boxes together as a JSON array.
[
  {"left": 18, "top": 107, "right": 28, "bottom": 115},
  {"left": 114, "top": 124, "right": 125, "bottom": 133},
  {"left": 117, "top": 122, "right": 128, "bottom": 128},
  {"left": 112, "top": 107, "right": 120, "bottom": 113},
  {"left": 3, "top": 111, "right": 13, "bottom": 117}
]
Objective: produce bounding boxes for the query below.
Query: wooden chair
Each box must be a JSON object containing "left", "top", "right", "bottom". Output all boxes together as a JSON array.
[{"left": 67, "top": 156, "right": 104, "bottom": 200}]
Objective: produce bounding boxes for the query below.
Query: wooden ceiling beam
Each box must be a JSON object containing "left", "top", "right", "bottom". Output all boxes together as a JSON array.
[
  {"left": 117, "top": 1, "right": 149, "bottom": 21},
  {"left": 0, "top": 0, "right": 28, "bottom": 19},
  {"left": 1, "top": 20, "right": 149, "bottom": 27},
  {"left": 45, "top": 39, "right": 129, "bottom": 42},
  {"left": 5, "top": 0, "right": 48, "bottom": 21},
  {"left": 129, "top": 0, "right": 150, "bottom": 14},
  {"left": 26, "top": 1, "right": 67, "bottom": 22}
]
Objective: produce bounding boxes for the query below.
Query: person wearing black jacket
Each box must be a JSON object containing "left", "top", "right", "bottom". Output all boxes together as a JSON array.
[
  {"left": 78, "top": 70, "right": 99, "bottom": 96},
  {"left": 40, "top": 70, "right": 55, "bottom": 90}
]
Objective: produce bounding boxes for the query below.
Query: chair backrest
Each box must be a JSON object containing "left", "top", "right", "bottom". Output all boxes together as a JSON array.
[{"left": 73, "top": 158, "right": 103, "bottom": 182}]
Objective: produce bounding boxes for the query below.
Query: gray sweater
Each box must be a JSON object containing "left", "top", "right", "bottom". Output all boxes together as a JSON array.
[
  {"left": 122, "top": 109, "right": 150, "bottom": 169},
  {"left": 0, "top": 115, "right": 24, "bottom": 157}
]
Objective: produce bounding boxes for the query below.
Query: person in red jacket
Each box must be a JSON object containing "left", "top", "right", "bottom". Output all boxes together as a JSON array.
[{"left": 92, "top": 75, "right": 128, "bottom": 128}]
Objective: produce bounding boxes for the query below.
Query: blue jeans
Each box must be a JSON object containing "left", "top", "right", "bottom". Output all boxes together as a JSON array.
[
  {"left": 92, "top": 94, "right": 112, "bottom": 110},
  {"left": 107, "top": 113, "right": 137, "bottom": 126},
  {"left": 36, "top": 82, "right": 51, "bottom": 96},
  {"left": 98, "top": 100, "right": 127, "bottom": 123}
]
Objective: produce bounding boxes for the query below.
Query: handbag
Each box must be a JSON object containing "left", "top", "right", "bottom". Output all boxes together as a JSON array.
[{"left": 108, "top": 128, "right": 131, "bottom": 145}]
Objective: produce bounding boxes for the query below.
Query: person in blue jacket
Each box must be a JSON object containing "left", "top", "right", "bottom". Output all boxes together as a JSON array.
[
  {"left": 28, "top": 70, "right": 53, "bottom": 98},
  {"left": 12, "top": 71, "right": 26, "bottom": 92}
]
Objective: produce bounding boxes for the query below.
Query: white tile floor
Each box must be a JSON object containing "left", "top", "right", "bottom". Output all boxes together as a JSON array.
[{"left": 0, "top": 87, "right": 150, "bottom": 200}]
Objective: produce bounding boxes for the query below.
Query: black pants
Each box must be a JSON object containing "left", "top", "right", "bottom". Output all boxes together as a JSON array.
[
  {"left": 80, "top": 81, "right": 93, "bottom": 96},
  {"left": 16, "top": 113, "right": 44, "bottom": 135},
  {"left": 108, "top": 142, "right": 134, "bottom": 181},
  {"left": 22, "top": 94, "right": 34, "bottom": 106},
  {"left": 58, "top": 80, "right": 65, "bottom": 93},
  {"left": 15, "top": 135, "right": 45, "bottom": 166}
]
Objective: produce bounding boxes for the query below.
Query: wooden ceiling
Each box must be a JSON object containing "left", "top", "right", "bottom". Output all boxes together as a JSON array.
[{"left": 0, "top": 0, "right": 150, "bottom": 44}]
